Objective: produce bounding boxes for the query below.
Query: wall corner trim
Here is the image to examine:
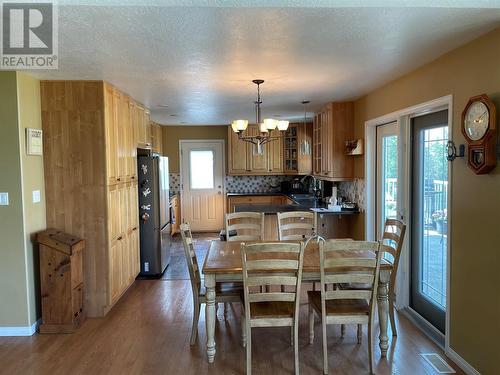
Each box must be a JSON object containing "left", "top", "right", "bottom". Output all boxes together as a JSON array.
[
  {"left": 445, "top": 347, "right": 481, "bottom": 375},
  {"left": 0, "top": 319, "right": 40, "bottom": 337}
]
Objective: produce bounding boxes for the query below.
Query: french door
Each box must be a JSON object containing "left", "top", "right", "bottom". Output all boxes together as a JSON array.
[
  {"left": 180, "top": 140, "right": 225, "bottom": 231},
  {"left": 376, "top": 122, "right": 399, "bottom": 239},
  {"left": 410, "top": 110, "right": 448, "bottom": 333}
]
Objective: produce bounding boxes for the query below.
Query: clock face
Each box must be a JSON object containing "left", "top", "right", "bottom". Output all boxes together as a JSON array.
[{"left": 465, "top": 101, "right": 489, "bottom": 141}]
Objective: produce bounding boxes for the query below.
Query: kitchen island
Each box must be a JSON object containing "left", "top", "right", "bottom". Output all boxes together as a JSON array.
[{"left": 227, "top": 192, "right": 359, "bottom": 240}]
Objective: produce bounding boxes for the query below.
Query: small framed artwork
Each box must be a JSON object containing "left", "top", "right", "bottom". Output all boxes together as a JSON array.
[{"left": 26, "top": 128, "right": 43, "bottom": 156}]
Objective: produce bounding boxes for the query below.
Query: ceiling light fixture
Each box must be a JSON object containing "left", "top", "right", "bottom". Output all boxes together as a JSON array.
[{"left": 231, "top": 79, "right": 289, "bottom": 154}]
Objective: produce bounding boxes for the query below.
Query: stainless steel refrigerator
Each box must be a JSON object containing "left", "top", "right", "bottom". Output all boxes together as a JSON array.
[{"left": 138, "top": 155, "right": 171, "bottom": 276}]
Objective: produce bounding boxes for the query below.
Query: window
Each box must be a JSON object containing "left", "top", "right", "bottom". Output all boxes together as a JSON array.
[{"left": 189, "top": 150, "right": 214, "bottom": 189}]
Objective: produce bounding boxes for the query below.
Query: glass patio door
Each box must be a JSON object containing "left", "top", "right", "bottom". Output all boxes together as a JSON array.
[
  {"left": 376, "top": 122, "right": 399, "bottom": 239},
  {"left": 410, "top": 110, "right": 448, "bottom": 333}
]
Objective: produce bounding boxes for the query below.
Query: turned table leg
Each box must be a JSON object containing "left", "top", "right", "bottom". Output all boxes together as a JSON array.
[
  {"left": 377, "top": 269, "right": 390, "bottom": 357},
  {"left": 205, "top": 274, "right": 217, "bottom": 363}
]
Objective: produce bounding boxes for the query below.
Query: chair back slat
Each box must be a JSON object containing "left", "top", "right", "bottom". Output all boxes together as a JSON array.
[
  {"left": 319, "top": 240, "right": 382, "bottom": 311},
  {"left": 241, "top": 242, "right": 304, "bottom": 322},
  {"left": 248, "top": 292, "right": 296, "bottom": 303},
  {"left": 246, "top": 275, "right": 298, "bottom": 287},
  {"left": 180, "top": 223, "right": 201, "bottom": 296},
  {"left": 324, "top": 273, "right": 374, "bottom": 284},
  {"left": 324, "top": 257, "right": 376, "bottom": 268},
  {"left": 246, "top": 259, "right": 299, "bottom": 271},
  {"left": 277, "top": 211, "right": 316, "bottom": 241},
  {"left": 325, "top": 289, "right": 373, "bottom": 300},
  {"left": 226, "top": 212, "right": 264, "bottom": 242}
]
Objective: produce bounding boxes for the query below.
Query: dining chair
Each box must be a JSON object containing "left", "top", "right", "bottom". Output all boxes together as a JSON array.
[
  {"left": 277, "top": 211, "right": 316, "bottom": 240},
  {"left": 241, "top": 242, "right": 305, "bottom": 375},
  {"left": 180, "top": 223, "right": 242, "bottom": 345},
  {"left": 308, "top": 239, "right": 382, "bottom": 375},
  {"left": 277, "top": 211, "right": 317, "bottom": 292},
  {"left": 341, "top": 218, "right": 406, "bottom": 341},
  {"left": 226, "top": 212, "right": 264, "bottom": 242}
]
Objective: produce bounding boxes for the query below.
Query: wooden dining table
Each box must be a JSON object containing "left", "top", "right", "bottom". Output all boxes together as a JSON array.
[{"left": 202, "top": 240, "right": 393, "bottom": 364}]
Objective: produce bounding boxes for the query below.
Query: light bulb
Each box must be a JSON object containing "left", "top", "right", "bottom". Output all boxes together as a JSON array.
[
  {"left": 233, "top": 119, "right": 248, "bottom": 132},
  {"left": 231, "top": 121, "right": 238, "bottom": 132},
  {"left": 259, "top": 122, "right": 268, "bottom": 133}
]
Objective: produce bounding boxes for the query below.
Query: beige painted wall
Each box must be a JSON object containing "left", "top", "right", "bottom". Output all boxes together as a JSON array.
[
  {"left": 17, "top": 72, "right": 46, "bottom": 326},
  {"left": 353, "top": 27, "right": 500, "bottom": 374},
  {"left": 0, "top": 72, "right": 30, "bottom": 327},
  {"left": 161, "top": 125, "right": 228, "bottom": 173}
]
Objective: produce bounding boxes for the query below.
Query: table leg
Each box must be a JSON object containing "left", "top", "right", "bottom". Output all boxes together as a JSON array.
[
  {"left": 377, "top": 270, "right": 390, "bottom": 357},
  {"left": 205, "top": 273, "right": 216, "bottom": 363}
]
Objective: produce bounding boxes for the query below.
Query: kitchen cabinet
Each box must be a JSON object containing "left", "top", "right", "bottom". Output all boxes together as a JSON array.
[
  {"left": 284, "top": 123, "right": 312, "bottom": 175},
  {"left": 151, "top": 122, "right": 163, "bottom": 154},
  {"left": 227, "top": 125, "right": 284, "bottom": 175},
  {"left": 226, "top": 195, "right": 289, "bottom": 213},
  {"left": 41, "top": 80, "right": 143, "bottom": 317},
  {"left": 313, "top": 102, "right": 354, "bottom": 180}
]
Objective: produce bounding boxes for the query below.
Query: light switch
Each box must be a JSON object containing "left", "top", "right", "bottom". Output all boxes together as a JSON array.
[
  {"left": 32, "top": 190, "right": 41, "bottom": 203},
  {"left": 0, "top": 192, "right": 8, "bottom": 206}
]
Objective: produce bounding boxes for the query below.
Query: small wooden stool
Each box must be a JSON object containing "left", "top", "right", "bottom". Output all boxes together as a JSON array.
[{"left": 37, "top": 229, "right": 85, "bottom": 333}]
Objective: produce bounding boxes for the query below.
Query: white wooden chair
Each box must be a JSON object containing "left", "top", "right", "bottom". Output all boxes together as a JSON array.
[
  {"left": 308, "top": 240, "right": 382, "bottom": 375},
  {"left": 180, "top": 223, "right": 242, "bottom": 345},
  {"left": 226, "top": 212, "right": 264, "bottom": 242},
  {"left": 241, "top": 242, "right": 305, "bottom": 375},
  {"left": 341, "top": 218, "right": 406, "bottom": 341},
  {"left": 277, "top": 211, "right": 316, "bottom": 240}
]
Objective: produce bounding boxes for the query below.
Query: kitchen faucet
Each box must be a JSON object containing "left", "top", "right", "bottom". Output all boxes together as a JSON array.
[{"left": 300, "top": 174, "right": 319, "bottom": 196}]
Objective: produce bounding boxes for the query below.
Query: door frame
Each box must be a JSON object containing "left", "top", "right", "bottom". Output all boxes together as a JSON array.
[
  {"left": 364, "top": 94, "right": 453, "bottom": 351},
  {"left": 178, "top": 139, "right": 226, "bottom": 227}
]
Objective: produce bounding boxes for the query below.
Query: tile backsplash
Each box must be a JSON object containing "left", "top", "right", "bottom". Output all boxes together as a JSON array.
[{"left": 169, "top": 172, "right": 366, "bottom": 212}]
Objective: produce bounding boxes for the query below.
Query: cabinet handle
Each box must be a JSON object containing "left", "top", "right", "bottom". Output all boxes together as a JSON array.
[
  {"left": 131, "top": 176, "right": 135, "bottom": 180},
  {"left": 117, "top": 178, "right": 121, "bottom": 182},
  {"left": 132, "top": 227, "right": 137, "bottom": 231},
  {"left": 117, "top": 236, "right": 123, "bottom": 240}
]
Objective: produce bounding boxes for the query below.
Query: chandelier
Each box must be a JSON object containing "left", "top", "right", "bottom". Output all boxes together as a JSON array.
[{"left": 231, "top": 79, "right": 289, "bottom": 154}]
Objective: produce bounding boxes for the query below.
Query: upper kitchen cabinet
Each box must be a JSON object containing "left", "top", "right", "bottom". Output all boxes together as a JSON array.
[
  {"left": 134, "top": 103, "right": 151, "bottom": 147},
  {"left": 150, "top": 122, "right": 163, "bottom": 154},
  {"left": 227, "top": 125, "right": 284, "bottom": 175},
  {"left": 284, "top": 122, "right": 312, "bottom": 175},
  {"left": 313, "top": 102, "right": 354, "bottom": 180}
]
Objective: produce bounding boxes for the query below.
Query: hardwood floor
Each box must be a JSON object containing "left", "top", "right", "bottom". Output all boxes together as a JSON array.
[{"left": 0, "top": 277, "right": 463, "bottom": 375}]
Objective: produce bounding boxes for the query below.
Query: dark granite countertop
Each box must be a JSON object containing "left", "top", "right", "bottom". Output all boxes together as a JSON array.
[
  {"left": 229, "top": 192, "right": 359, "bottom": 215},
  {"left": 227, "top": 192, "right": 285, "bottom": 196}
]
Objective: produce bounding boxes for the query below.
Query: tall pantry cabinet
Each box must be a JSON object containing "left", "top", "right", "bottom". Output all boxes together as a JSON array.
[{"left": 41, "top": 81, "right": 148, "bottom": 317}]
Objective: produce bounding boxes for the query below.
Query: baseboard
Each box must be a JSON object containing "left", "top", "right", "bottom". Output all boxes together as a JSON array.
[
  {"left": 0, "top": 319, "right": 40, "bottom": 336},
  {"left": 401, "top": 307, "right": 445, "bottom": 348},
  {"left": 445, "top": 347, "right": 481, "bottom": 375}
]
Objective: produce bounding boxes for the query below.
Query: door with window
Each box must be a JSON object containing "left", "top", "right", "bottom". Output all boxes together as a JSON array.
[
  {"left": 411, "top": 110, "right": 448, "bottom": 333},
  {"left": 180, "top": 140, "right": 225, "bottom": 231},
  {"left": 376, "top": 122, "right": 399, "bottom": 239}
]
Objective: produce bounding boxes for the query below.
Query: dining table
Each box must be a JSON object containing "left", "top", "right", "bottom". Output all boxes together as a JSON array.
[{"left": 202, "top": 239, "right": 393, "bottom": 363}]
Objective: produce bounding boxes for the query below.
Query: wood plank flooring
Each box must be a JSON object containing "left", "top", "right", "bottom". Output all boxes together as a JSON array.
[
  {"left": 0, "top": 279, "right": 463, "bottom": 375},
  {"left": 0, "top": 234, "right": 463, "bottom": 374}
]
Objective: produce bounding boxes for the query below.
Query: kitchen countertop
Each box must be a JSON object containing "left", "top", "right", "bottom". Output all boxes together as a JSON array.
[{"left": 229, "top": 192, "right": 359, "bottom": 215}]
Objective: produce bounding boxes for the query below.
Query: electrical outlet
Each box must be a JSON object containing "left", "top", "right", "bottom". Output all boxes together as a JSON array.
[
  {"left": 0, "top": 192, "right": 8, "bottom": 206},
  {"left": 32, "top": 190, "right": 41, "bottom": 203}
]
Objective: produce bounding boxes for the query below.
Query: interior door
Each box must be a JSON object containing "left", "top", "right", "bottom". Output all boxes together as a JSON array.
[
  {"left": 376, "top": 122, "right": 399, "bottom": 239},
  {"left": 411, "top": 110, "right": 448, "bottom": 333},
  {"left": 181, "top": 141, "right": 225, "bottom": 231}
]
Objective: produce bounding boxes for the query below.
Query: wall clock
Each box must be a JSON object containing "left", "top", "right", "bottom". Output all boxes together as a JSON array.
[{"left": 461, "top": 94, "right": 497, "bottom": 174}]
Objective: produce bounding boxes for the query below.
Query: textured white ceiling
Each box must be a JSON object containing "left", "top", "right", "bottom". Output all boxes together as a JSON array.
[{"left": 31, "top": 4, "right": 500, "bottom": 125}]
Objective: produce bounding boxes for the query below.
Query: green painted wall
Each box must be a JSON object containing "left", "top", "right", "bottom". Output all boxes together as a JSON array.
[
  {"left": 0, "top": 72, "right": 30, "bottom": 327},
  {"left": 17, "top": 72, "right": 46, "bottom": 326},
  {"left": 0, "top": 71, "right": 45, "bottom": 329},
  {"left": 353, "top": 27, "right": 500, "bottom": 374}
]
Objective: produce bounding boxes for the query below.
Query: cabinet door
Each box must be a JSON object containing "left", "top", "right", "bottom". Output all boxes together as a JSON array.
[
  {"left": 128, "top": 182, "right": 138, "bottom": 231},
  {"left": 121, "top": 233, "right": 130, "bottom": 290},
  {"left": 113, "top": 90, "right": 127, "bottom": 182},
  {"left": 313, "top": 114, "right": 322, "bottom": 176},
  {"left": 323, "top": 105, "right": 333, "bottom": 178},
  {"left": 247, "top": 125, "right": 269, "bottom": 174},
  {"left": 108, "top": 185, "right": 121, "bottom": 241},
  {"left": 130, "top": 228, "right": 140, "bottom": 280},
  {"left": 268, "top": 129, "right": 283, "bottom": 174},
  {"left": 110, "top": 237, "right": 122, "bottom": 304},
  {"left": 297, "top": 123, "right": 312, "bottom": 175},
  {"left": 104, "top": 85, "right": 118, "bottom": 185},
  {"left": 119, "top": 94, "right": 131, "bottom": 181},
  {"left": 228, "top": 127, "right": 249, "bottom": 174},
  {"left": 331, "top": 102, "right": 354, "bottom": 178},
  {"left": 119, "top": 184, "right": 129, "bottom": 236},
  {"left": 144, "top": 110, "right": 151, "bottom": 147}
]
